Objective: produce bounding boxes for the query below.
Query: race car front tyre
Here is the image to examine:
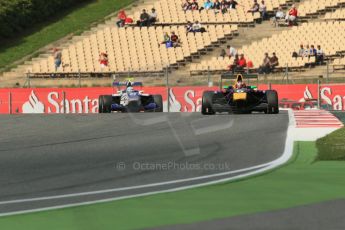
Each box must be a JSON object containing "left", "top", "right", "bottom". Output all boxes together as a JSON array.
[
  {"left": 99, "top": 95, "right": 113, "bottom": 113},
  {"left": 202, "top": 91, "right": 215, "bottom": 115},
  {"left": 153, "top": 95, "right": 163, "bottom": 112},
  {"left": 266, "top": 90, "right": 279, "bottom": 114}
]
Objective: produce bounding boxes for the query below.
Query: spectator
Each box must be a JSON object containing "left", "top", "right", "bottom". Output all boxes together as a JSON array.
[
  {"left": 191, "top": 21, "right": 206, "bottom": 33},
  {"left": 269, "top": 52, "right": 279, "bottom": 71},
  {"left": 292, "top": 44, "right": 303, "bottom": 59},
  {"left": 199, "top": 0, "right": 214, "bottom": 12},
  {"left": 192, "top": 21, "right": 202, "bottom": 32},
  {"left": 182, "top": 0, "right": 192, "bottom": 11},
  {"left": 190, "top": 0, "right": 199, "bottom": 10},
  {"left": 304, "top": 44, "right": 310, "bottom": 58},
  {"left": 148, "top": 8, "right": 157, "bottom": 26},
  {"left": 213, "top": 0, "right": 221, "bottom": 11},
  {"left": 247, "top": 0, "right": 259, "bottom": 13},
  {"left": 186, "top": 21, "right": 194, "bottom": 34},
  {"left": 53, "top": 48, "right": 62, "bottom": 72},
  {"left": 258, "top": 53, "right": 271, "bottom": 74},
  {"left": 220, "top": 49, "right": 226, "bottom": 58},
  {"left": 285, "top": 5, "right": 298, "bottom": 26},
  {"left": 316, "top": 45, "right": 324, "bottom": 64},
  {"left": 227, "top": 45, "right": 237, "bottom": 58},
  {"left": 220, "top": 0, "right": 228, "bottom": 14},
  {"left": 170, "top": 31, "right": 181, "bottom": 47},
  {"left": 298, "top": 44, "right": 305, "bottom": 57},
  {"left": 228, "top": 0, "right": 240, "bottom": 9},
  {"left": 137, "top": 9, "right": 150, "bottom": 27},
  {"left": 99, "top": 52, "right": 108, "bottom": 69},
  {"left": 271, "top": 7, "right": 285, "bottom": 27},
  {"left": 159, "top": 32, "right": 171, "bottom": 47},
  {"left": 259, "top": 1, "right": 267, "bottom": 19},
  {"left": 116, "top": 10, "right": 127, "bottom": 27},
  {"left": 238, "top": 54, "right": 247, "bottom": 67},
  {"left": 309, "top": 45, "right": 317, "bottom": 58},
  {"left": 228, "top": 54, "right": 239, "bottom": 72},
  {"left": 231, "top": 54, "right": 247, "bottom": 73}
]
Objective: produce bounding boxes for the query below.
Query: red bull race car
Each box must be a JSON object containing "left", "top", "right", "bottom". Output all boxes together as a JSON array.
[
  {"left": 201, "top": 73, "right": 279, "bottom": 114},
  {"left": 99, "top": 81, "right": 163, "bottom": 113}
]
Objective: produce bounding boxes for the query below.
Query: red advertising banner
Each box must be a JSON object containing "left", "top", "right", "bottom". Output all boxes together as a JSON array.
[{"left": 0, "top": 84, "right": 344, "bottom": 114}]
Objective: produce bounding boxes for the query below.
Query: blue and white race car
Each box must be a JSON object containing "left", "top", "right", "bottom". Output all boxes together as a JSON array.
[{"left": 98, "top": 81, "right": 163, "bottom": 113}]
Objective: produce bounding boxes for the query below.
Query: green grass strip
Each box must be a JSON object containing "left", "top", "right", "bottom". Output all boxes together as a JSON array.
[
  {"left": 316, "top": 127, "right": 345, "bottom": 161},
  {"left": 0, "top": 0, "right": 135, "bottom": 71},
  {"left": 0, "top": 142, "right": 345, "bottom": 229}
]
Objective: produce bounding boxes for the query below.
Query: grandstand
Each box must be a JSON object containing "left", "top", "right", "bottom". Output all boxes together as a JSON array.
[
  {"left": 190, "top": 21, "right": 345, "bottom": 74},
  {"left": 1, "top": 0, "right": 345, "bottom": 86}
]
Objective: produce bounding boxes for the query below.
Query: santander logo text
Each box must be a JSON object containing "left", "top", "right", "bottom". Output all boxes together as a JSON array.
[
  {"left": 320, "top": 86, "right": 345, "bottom": 110},
  {"left": 47, "top": 92, "right": 98, "bottom": 113}
]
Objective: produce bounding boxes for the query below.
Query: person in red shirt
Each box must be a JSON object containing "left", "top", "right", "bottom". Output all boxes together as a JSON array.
[
  {"left": 190, "top": 0, "right": 199, "bottom": 10},
  {"left": 170, "top": 31, "right": 181, "bottom": 47},
  {"left": 228, "top": 54, "right": 247, "bottom": 73},
  {"left": 238, "top": 54, "right": 247, "bottom": 68},
  {"left": 116, "top": 10, "right": 127, "bottom": 27},
  {"left": 99, "top": 52, "right": 108, "bottom": 69},
  {"left": 286, "top": 5, "right": 298, "bottom": 26}
]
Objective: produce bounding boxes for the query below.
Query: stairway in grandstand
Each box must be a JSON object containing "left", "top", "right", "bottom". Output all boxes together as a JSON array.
[{"left": 1, "top": 0, "right": 345, "bottom": 87}]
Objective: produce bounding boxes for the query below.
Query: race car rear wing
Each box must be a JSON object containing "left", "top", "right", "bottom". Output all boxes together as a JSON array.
[{"left": 220, "top": 73, "right": 259, "bottom": 90}]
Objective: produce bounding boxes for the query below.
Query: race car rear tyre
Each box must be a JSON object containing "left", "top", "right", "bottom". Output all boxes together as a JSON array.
[
  {"left": 99, "top": 95, "right": 113, "bottom": 113},
  {"left": 202, "top": 91, "right": 215, "bottom": 115},
  {"left": 153, "top": 95, "right": 163, "bottom": 112},
  {"left": 266, "top": 90, "right": 279, "bottom": 114}
]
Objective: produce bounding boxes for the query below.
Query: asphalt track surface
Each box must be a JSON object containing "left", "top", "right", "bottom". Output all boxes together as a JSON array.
[
  {"left": 153, "top": 199, "right": 345, "bottom": 230},
  {"left": 0, "top": 112, "right": 289, "bottom": 214}
]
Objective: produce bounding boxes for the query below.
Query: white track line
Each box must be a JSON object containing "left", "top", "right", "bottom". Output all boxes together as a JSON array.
[
  {"left": 0, "top": 110, "right": 296, "bottom": 217},
  {"left": 0, "top": 163, "right": 268, "bottom": 205}
]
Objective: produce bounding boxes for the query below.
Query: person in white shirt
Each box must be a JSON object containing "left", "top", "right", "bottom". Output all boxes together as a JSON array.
[
  {"left": 247, "top": 0, "right": 259, "bottom": 13},
  {"left": 271, "top": 7, "right": 285, "bottom": 27},
  {"left": 276, "top": 8, "right": 285, "bottom": 18},
  {"left": 227, "top": 45, "right": 237, "bottom": 58},
  {"left": 298, "top": 44, "right": 305, "bottom": 57},
  {"left": 148, "top": 8, "right": 157, "bottom": 25},
  {"left": 192, "top": 21, "right": 202, "bottom": 32},
  {"left": 304, "top": 44, "right": 311, "bottom": 58},
  {"left": 259, "top": 0, "right": 267, "bottom": 19},
  {"left": 316, "top": 45, "right": 324, "bottom": 64}
]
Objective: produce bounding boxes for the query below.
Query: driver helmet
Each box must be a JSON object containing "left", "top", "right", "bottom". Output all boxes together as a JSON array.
[
  {"left": 126, "top": 86, "right": 134, "bottom": 93},
  {"left": 235, "top": 74, "right": 244, "bottom": 88},
  {"left": 236, "top": 81, "right": 243, "bottom": 88}
]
